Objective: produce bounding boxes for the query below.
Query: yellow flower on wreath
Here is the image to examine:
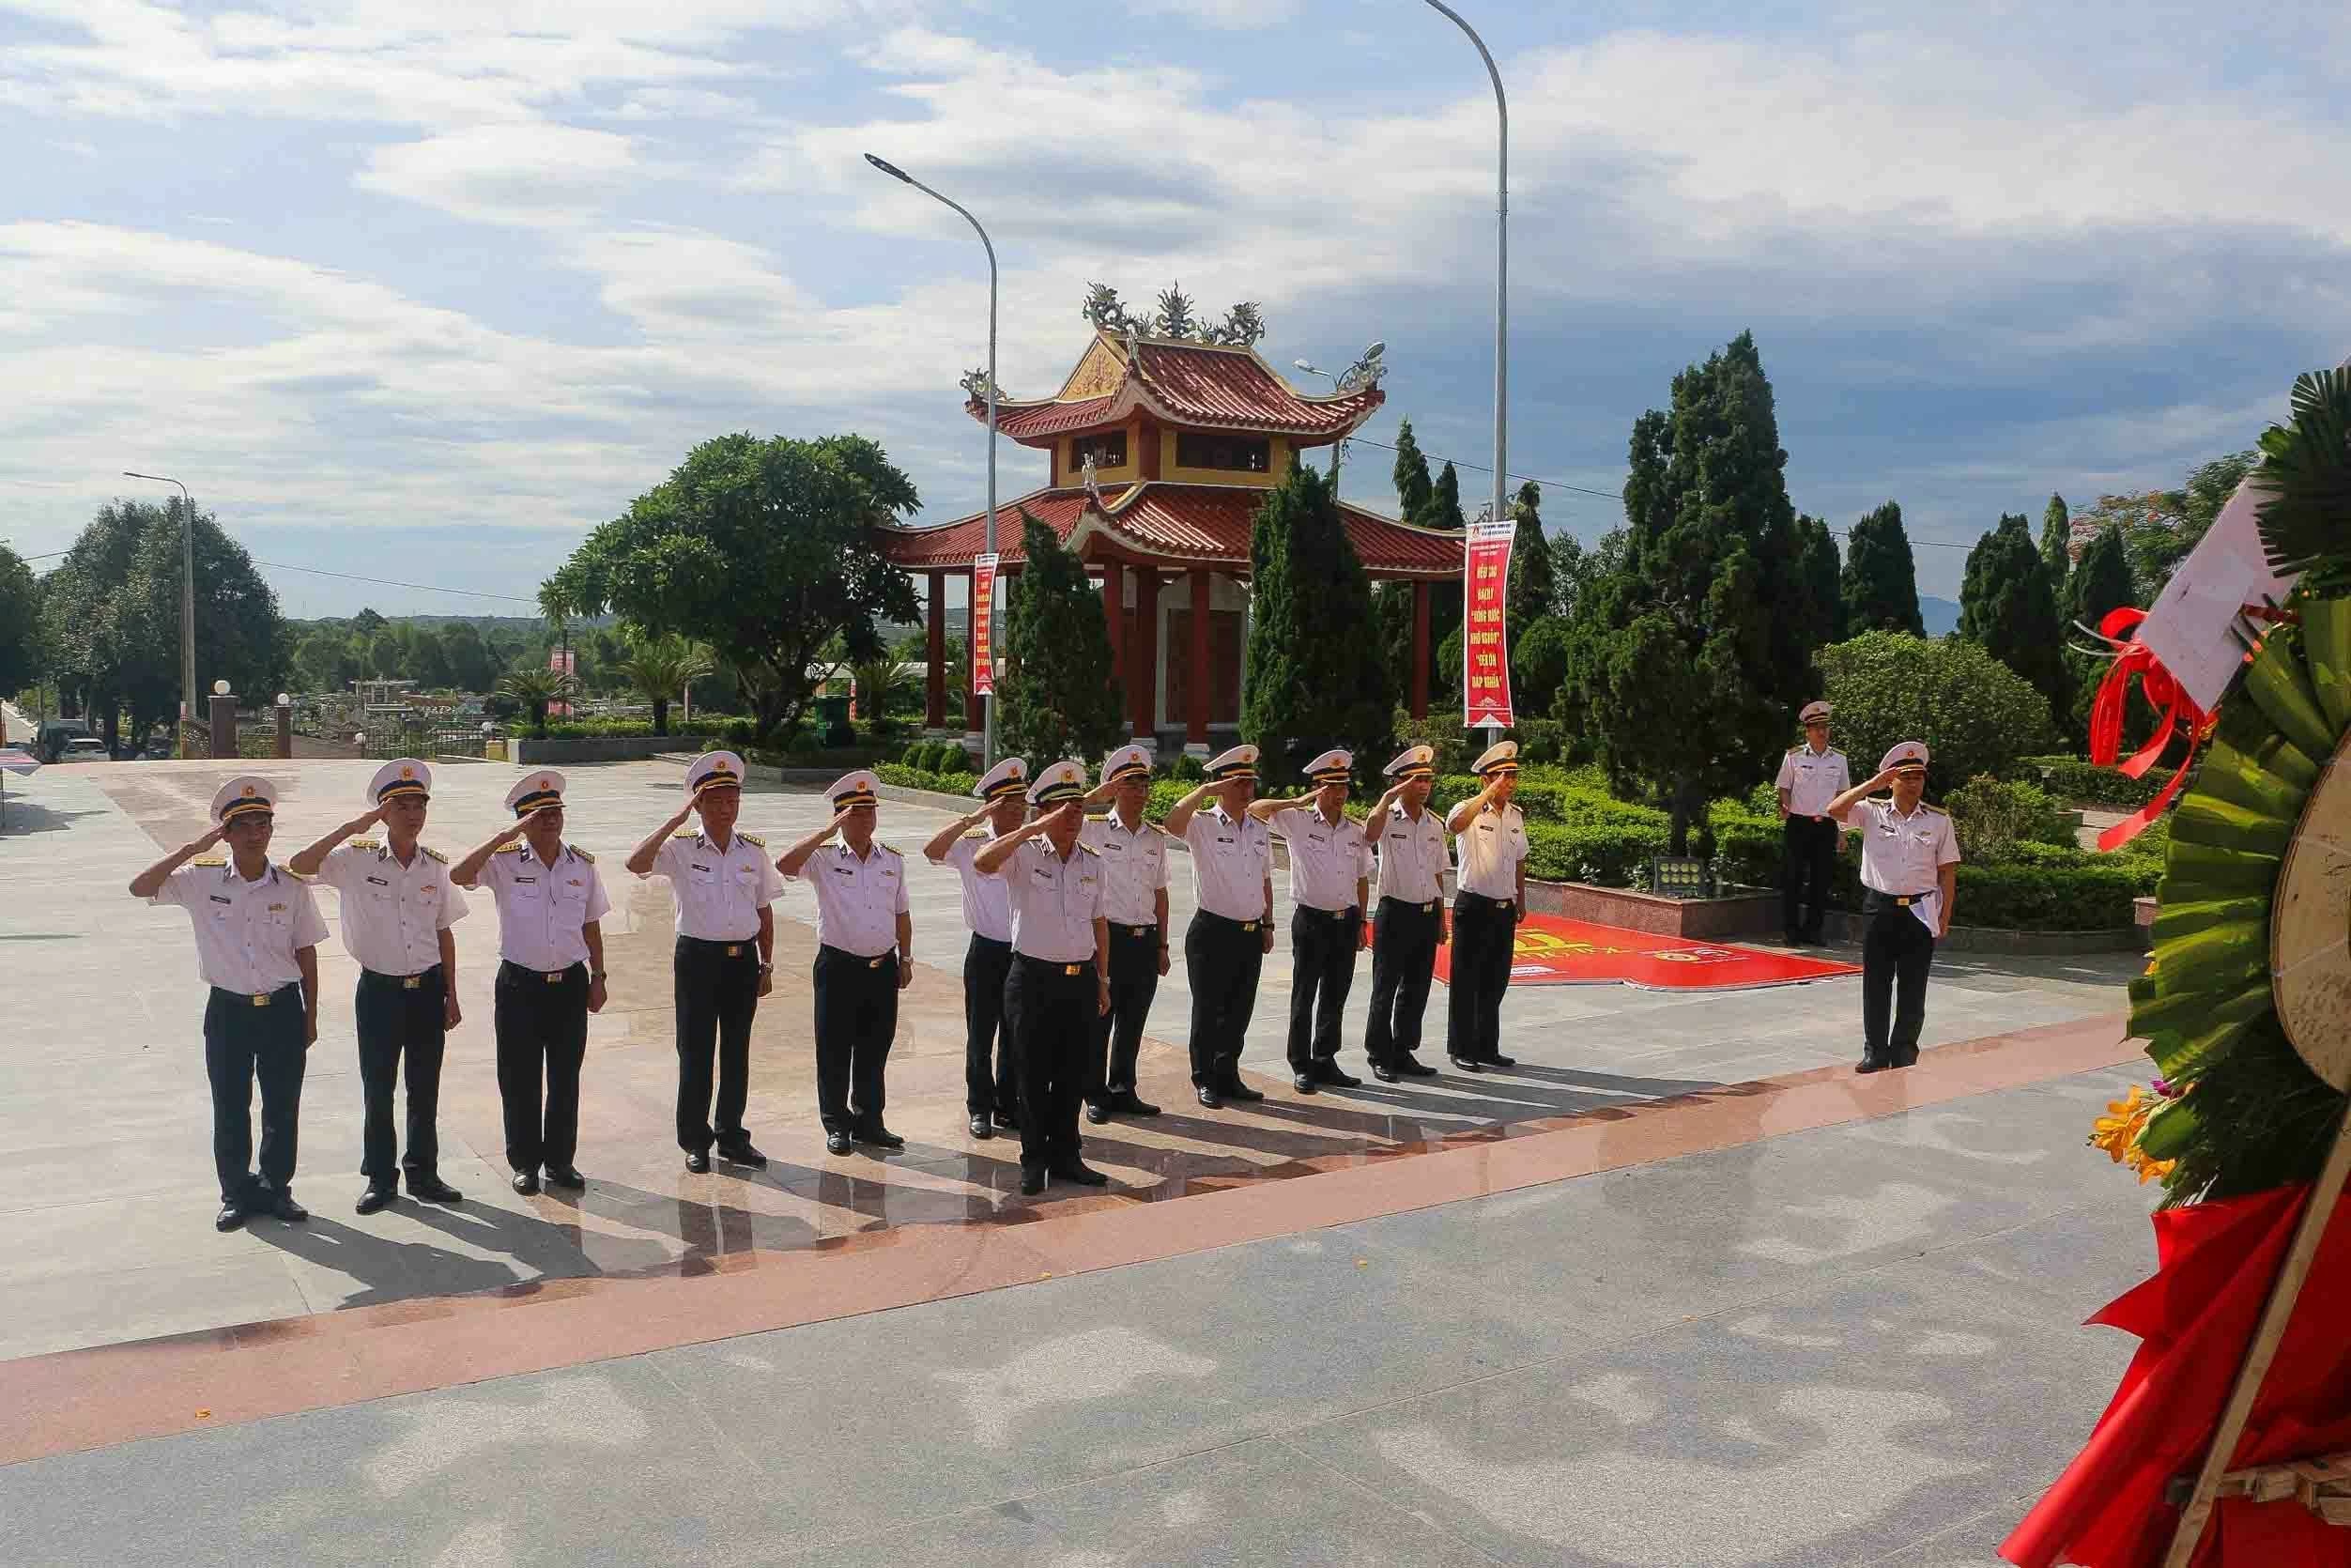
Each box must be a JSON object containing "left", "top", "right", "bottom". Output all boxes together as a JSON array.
[{"left": 2087, "top": 1085, "right": 2177, "bottom": 1184}]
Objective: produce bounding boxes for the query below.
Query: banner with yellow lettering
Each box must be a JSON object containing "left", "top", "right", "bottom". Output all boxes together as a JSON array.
[{"left": 1462, "top": 520, "right": 1515, "bottom": 729}]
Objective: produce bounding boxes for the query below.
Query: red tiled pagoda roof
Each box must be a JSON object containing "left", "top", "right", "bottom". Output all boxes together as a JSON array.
[
  {"left": 972, "top": 333, "right": 1384, "bottom": 444},
  {"left": 877, "top": 483, "right": 1460, "bottom": 579}
]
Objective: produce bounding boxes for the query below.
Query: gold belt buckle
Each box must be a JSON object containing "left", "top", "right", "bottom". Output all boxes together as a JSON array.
[
  {"left": 868, "top": 955, "right": 886, "bottom": 970},
  {"left": 1064, "top": 963, "right": 1081, "bottom": 977},
  {"left": 1421, "top": 901, "right": 1435, "bottom": 914},
  {"left": 250, "top": 992, "right": 269, "bottom": 1007},
  {"left": 545, "top": 970, "right": 563, "bottom": 983},
  {"left": 725, "top": 944, "right": 741, "bottom": 957},
  {"left": 402, "top": 976, "right": 421, "bottom": 991},
  {"left": 1240, "top": 919, "right": 1256, "bottom": 932}
]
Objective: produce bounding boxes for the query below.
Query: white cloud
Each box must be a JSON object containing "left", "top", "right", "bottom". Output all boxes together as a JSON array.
[{"left": 358, "top": 124, "right": 643, "bottom": 226}]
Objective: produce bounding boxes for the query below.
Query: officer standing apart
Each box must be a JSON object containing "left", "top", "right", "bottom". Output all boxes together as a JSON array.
[
  {"left": 289, "top": 760, "right": 468, "bottom": 1214},
  {"left": 452, "top": 773, "right": 609, "bottom": 1195},
  {"left": 923, "top": 757, "right": 1027, "bottom": 1140},
  {"left": 974, "top": 761, "right": 1111, "bottom": 1194},
  {"left": 1445, "top": 740, "right": 1528, "bottom": 1073},
  {"left": 1249, "top": 748, "right": 1372, "bottom": 1095},
  {"left": 131, "top": 777, "right": 328, "bottom": 1231},
  {"left": 1827, "top": 741, "right": 1961, "bottom": 1072},
  {"left": 1162, "top": 746, "right": 1275, "bottom": 1109},
  {"left": 1775, "top": 699, "right": 1850, "bottom": 945},
  {"left": 776, "top": 772, "right": 911, "bottom": 1158},
  {"left": 1362, "top": 744, "right": 1450, "bottom": 1083},
  {"left": 1079, "top": 745, "right": 1168, "bottom": 1124},
  {"left": 627, "top": 750, "right": 782, "bottom": 1175}
]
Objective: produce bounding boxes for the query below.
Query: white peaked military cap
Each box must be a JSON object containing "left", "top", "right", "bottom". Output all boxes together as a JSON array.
[
  {"left": 1206, "top": 744, "right": 1258, "bottom": 780},
  {"left": 213, "top": 776, "right": 278, "bottom": 824},
  {"left": 505, "top": 771, "right": 567, "bottom": 816},
  {"left": 1384, "top": 744, "right": 1436, "bottom": 780},
  {"left": 685, "top": 750, "right": 746, "bottom": 798},
  {"left": 827, "top": 771, "right": 880, "bottom": 809},
  {"left": 1101, "top": 745, "right": 1151, "bottom": 784},
  {"left": 1799, "top": 700, "right": 1833, "bottom": 725},
  {"left": 1880, "top": 741, "right": 1929, "bottom": 776},
  {"left": 1472, "top": 739, "right": 1520, "bottom": 776},
  {"left": 1305, "top": 748, "right": 1353, "bottom": 786},
  {"left": 368, "top": 758, "right": 432, "bottom": 805},
  {"left": 1028, "top": 759, "right": 1089, "bottom": 807},
  {"left": 973, "top": 757, "right": 1028, "bottom": 800}
]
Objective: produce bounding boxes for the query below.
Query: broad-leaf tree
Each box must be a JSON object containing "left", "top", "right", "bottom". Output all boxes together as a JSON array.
[
  {"left": 544, "top": 432, "right": 921, "bottom": 740},
  {"left": 1818, "top": 630, "right": 2055, "bottom": 795},
  {"left": 2070, "top": 450, "right": 2260, "bottom": 603},
  {"left": 1840, "top": 500, "right": 1925, "bottom": 636},
  {"left": 995, "top": 512, "right": 1127, "bottom": 765},
  {"left": 1955, "top": 510, "right": 2068, "bottom": 721},
  {"left": 0, "top": 543, "right": 42, "bottom": 699},
  {"left": 1240, "top": 461, "right": 1392, "bottom": 785}
]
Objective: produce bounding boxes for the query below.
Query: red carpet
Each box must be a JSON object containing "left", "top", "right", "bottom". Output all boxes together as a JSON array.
[{"left": 1432, "top": 914, "right": 1861, "bottom": 992}]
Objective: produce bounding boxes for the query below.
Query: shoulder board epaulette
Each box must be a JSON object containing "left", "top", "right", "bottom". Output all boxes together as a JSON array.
[
  {"left": 738, "top": 833, "right": 765, "bottom": 848},
  {"left": 1921, "top": 805, "right": 1947, "bottom": 815},
  {"left": 963, "top": 827, "right": 990, "bottom": 840},
  {"left": 285, "top": 869, "right": 316, "bottom": 884},
  {"left": 192, "top": 855, "right": 225, "bottom": 868},
  {"left": 879, "top": 841, "right": 901, "bottom": 856},
  {"left": 1078, "top": 842, "right": 1099, "bottom": 855},
  {"left": 420, "top": 845, "right": 448, "bottom": 864},
  {"left": 512, "top": 840, "right": 532, "bottom": 853},
  {"left": 569, "top": 845, "right": 595, "bottom": 863},
  {"left": 348, "top": 838, "right": 382, "bottom": 852}
]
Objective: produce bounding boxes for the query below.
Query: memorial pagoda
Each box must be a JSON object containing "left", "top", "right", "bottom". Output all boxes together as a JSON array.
[{"left": 881, "top": 312, "right": 1463, "bottom": 753}]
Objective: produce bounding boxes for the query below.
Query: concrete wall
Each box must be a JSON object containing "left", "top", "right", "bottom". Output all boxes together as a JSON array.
[{"left": 506, "top": 735, "right": 691, "bottom": 765}]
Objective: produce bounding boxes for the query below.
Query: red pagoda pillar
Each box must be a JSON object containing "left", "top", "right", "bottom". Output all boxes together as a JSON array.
[
  {"left": 1099, "top": 561, "right": 1124, "bottom": 695},
  {"left": 964, "top": 565, "right": 984, "bottom": 732},
  {"left": 1410, "top": 579, "right": 1431, "bottom": 720},
  {"left": 1131, "top": 568, "right": 1160, "bottom": 737},
  {"left": 925, "top": 570, "right": 946, "bottom": 730},
  {"left": 1187, "top": 568, "right": 1212, "bottom": 746}
]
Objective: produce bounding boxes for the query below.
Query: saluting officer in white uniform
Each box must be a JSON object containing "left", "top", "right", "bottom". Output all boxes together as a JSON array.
[
  {"left": 776, "top": 771, "right": 911, "bottom": 1157},
  {"left": 974, "top": 761, "right": 1111, "bottom": 1194},
  {"left": 1162, "top": 745, "right": 1276, "bottom": 1109},
  {"left": 1827, "top": 740, "right": 1961, "bottom": 1072},
  {"left": 1362, "top": 744, "right": 1450, "bottom": 1083},
  {"left": 131, "top": 776, "right": 330, "bottom": 1231},
  {"left": 1249, "top": 748, "right": 1373, "bottom": 1095},
  {"left": 1079, "top": 744, "right": 1169, "bottom": 1124},
  {"left": 1445, "top": 740, "right": 1529, "bottom": 1072},
  {"left": 289, "top": 759, "right": 469, "bottom": 1214},
  {"left": 452, "top": 772, "right": 610, "bottom": 1196},
  {"left": 923, "top": 756, "right": 1028, "bottom": 1140},
  {"left": 627, "top": 750, "right": 783, "bottom": 1174},
  {"left": 1775, "top": 699, "right": 1851, "bottom": 945}
]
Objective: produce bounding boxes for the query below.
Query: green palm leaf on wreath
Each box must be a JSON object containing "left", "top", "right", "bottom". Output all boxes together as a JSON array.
[{"left": 2252, "top": 366, "right": 2351, "bottom": 586}]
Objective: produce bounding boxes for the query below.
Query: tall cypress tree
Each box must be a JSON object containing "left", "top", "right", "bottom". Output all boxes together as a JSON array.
[
  {"left": 1794, "top": 513, "right": 1844, "bottom": 650},
  {"left": 2039, "top": 493, "right": 2072, "bottom": 598},
  {"left": 995, "top": 511, "right": 1127, "bottom": 765},
  {"left": 2058, "top": 523, "right": 2141, "bottom": 746},
  {"left": 1557, "top": 331, "right": 1812, "bottom": 852},
  {"left": 1391, "top": 421, "right": 1434, "bottom": 523},
  {"left": 1840, "top": 500, "right": 1925, "bottom": 636},
  {"left": 1241, "top": 462, "right": 1391, "bottom": 784},
  {"left": 1421, "top": 460, "right": 1465, "bottom": 530},
  {"left": 1956, "top": 511, "right": 2067, "bottom": 722},
  {"left": 1507, "top": 479, "right": 1554, "bottom": 627}
]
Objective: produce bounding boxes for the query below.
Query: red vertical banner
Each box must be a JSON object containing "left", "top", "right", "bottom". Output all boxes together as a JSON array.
[
  {"left": 970, "top": 553, "right": 999, "bottom": 699},
  {"left": 546, "top": 647, "right": 576, "bottom": 718},
  {"left": 1462, "top": 520, "right": 1515, "bottom": 729}
]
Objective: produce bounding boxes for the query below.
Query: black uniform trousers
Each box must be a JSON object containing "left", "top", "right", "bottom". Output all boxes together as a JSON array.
[
  {"left": 1090, "top": 924, "right": 1160, "bottom": 1103},
  {"left": 1286, "top": 905, "right": 1362, "bottom": 1073},
  {"left": 962, "top": 933, "right": 1018, "bottom": 1118},
  {"left": 1445, "top": 892, "right": 1518, "bottom": 1063},
  {"left": 1364, "top": 897, "right": 1441, "bottom": 1068},
  {"left": 813, "top": 945, "right": 897, "bottom": 1134},
  {"left": 1781, "top": 815, "right": 1837, "bottom": 938},
  {"left": 203, "top": 982, "right": 308, "bottom": 1208},
  {"left": 674, "top": 936, "right": 761, "bottom": 1155},
  {"left": 355, "top": 965, "right": 447, "bottom": 1188},
  {"left": 1861, "top": 897, "right": 1937, "bottom": 1068},
  {"left": 1184, "top": 911, "right": 1265, "bottom": 1088},
  {"left": 493, "top": 960, "right": 589, "bottom": 1174},
  {"left": 1008, "top": 954, "right": 1095, "bottom": 1171}
]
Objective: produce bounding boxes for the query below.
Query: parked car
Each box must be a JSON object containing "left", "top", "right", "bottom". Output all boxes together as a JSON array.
[
  {"left": 32, "top": 720, "right": 95, "bottom": 763},
  {"left": 58, "top": 736, "right": 111, "bottom": 761}
]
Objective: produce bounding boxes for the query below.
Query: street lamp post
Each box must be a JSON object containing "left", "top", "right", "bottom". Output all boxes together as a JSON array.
[
  {"left": 1418, "top": 0, "right": 1508, "bottom": 746},
  {"left": 1291, "top": 361, "right": 1347, "bottom": 490},
  {"left": 865, "top": 152, "right": 1000, "bottom": 770},
  {"left": 123, "top": 469, "right": 197, "bottom": 755},
  {"left": 1293, "top": 341, "right": 1386, "bottom": 500}
]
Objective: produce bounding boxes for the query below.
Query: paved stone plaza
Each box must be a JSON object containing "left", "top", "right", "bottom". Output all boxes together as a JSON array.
[{"left": 0, "top": 750, "right": 2161, "bottom": 1565}]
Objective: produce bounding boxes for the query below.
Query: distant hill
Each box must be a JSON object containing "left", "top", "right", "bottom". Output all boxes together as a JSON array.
[{"left": 1920, "top": 596, "right": 1960, "bottom": 638}]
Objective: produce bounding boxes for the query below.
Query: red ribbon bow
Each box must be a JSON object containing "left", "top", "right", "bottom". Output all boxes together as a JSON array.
[{"left": 2086, "top": 607, "right": 2208, "bottom": 852}]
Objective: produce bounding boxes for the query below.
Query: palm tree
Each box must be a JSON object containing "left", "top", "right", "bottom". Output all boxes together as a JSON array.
[
  {"left": 497, "top": 663, "right": 577, "bottom": 736},
  {"left": 850, "top": 657, "right": 907, "bottom": 735},
  {"left": 618, "top": 635, "right": 715, "bottom": 736}
]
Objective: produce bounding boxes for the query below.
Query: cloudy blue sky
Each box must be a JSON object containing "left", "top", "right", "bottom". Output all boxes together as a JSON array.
[{"left": 3, "top": 0, "right": 2346, "bottom": 619}]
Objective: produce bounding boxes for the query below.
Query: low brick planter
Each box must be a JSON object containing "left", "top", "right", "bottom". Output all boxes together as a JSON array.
[
  {"left": 1529, "top": 881, "right": 1782, "bottom": 940},
  {"left": 507, "top": 735, "right": 689, "bottom": 764},
  {"left": 1814, "top": 908, "right": 2146, "bottom": 955}
]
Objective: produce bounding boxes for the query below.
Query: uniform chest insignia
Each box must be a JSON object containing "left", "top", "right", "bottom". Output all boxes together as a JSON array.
[
  {"left": 207, "top": 893, "right": 233, "bottom": 904},
  {"left": 268, "top": 902, "right": 286, "bottom": 913},
  {"left": 365, "top": 875, "right": 390, "bottom": 887},
  {"left": 690, "top": 862, "right": 712, "bottom": 872}
]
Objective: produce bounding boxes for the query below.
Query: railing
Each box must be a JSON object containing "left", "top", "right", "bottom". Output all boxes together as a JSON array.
[{"left": 353, "top": 723, "right": 495, "bottom": 761}]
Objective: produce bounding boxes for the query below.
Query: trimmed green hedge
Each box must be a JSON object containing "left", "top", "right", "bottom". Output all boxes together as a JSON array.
[
  {"left": 536, "top": 714, "right": 750, "bottom": 741},
  {"left": 876, "top": 761, "right": 976, "bottom": 796},
  {"left": 2021, "top": 754, "right": 2177, "bottom": 808}
]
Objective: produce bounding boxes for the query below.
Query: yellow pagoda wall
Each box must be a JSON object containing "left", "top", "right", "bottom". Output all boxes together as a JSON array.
[
  {"left": 1158, "top": 429, "right": 1290, "bottom": 488},
  {"left": 1054, "top": 418, "right": 1145, "bottom": 487}
]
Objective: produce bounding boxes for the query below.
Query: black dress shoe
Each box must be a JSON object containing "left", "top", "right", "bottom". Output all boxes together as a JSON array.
[
  {"left": 684, "top": 1150, "right": 712, "bottom": 1174},
  {"left": 1292, "top": 1072, "right": 1318, "bottom": 1094},
  {"left": 1196, "top": 1085, "right": 1224, "bottom": 1109},
  {"left": 1372, "top": 1063, "right": 1400, "bottom": 1084},
  {"left": 355, "top": 1186, "right": 396, "bottom": 1216},
  {"left": 1449, "top": 1055, "right": 1483, "bottom": 1073},
  {"left": 545, "top": 1164, "right": 586, "bottom": 1189},
  {"left": 1854, "top": 1055, "right": 1888, "bottom": 1074},
  {"left": 1019, "top": 1167, "right": 1047, "bottom": 1196},
  {"left": 1084, "top": 1100, "right": 1112, "bottom": 1125},
  {"left": 1051, "top": 1161, "right": 1110, "bottom": 1187},
  {"left": 970, "top": 1114, "right": 994, "bottom": 1139},
  {"left": 1315, "top": 1062, "right": 1363, "bottom": 1089},
  {"left": 215, "top": 1204, "right": 247, "bottom": 1233},
  {"left": 513, "top": 1169, "right": 541, "bottom": 1195},
  {"left": 855, "top": 1125, "right": 906, "bottom": 1151},
  {"left": 1485, "top": 1053, "right": 1516, "bottom": 1069},
  {"left": 263, "top": 1192, "right": 308, "bottom": 1222},
  {"left": 825, "top": 1129, "right": 853, "bottom": 1156},
  {"left": 407, "top": 1175, "right": 463, "bottom": 1204},
  {"left": 1222, "top": 1080, "right": 1265, "bottom": 1104},
  {"left": 991, "top": 1109, "right": 1021, "bottom": 1132},
  {"left": 715, "top": 1142, "right": 767, "bottom": 1169},
  {"left": 1396, "top": 1055, "right": 1438, "bottom": 1078},
  {"left": 1112, "top": 1092, "right": 1160, "bottom": 1116}
]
